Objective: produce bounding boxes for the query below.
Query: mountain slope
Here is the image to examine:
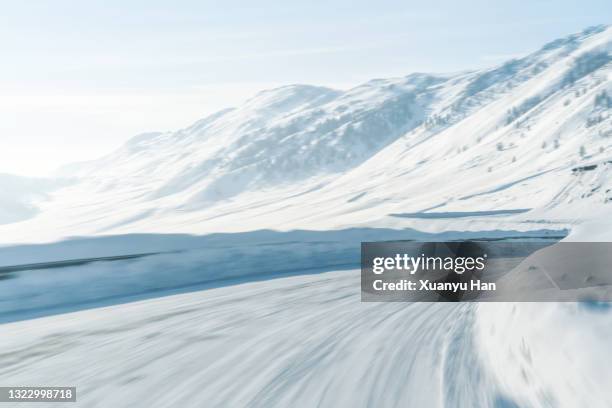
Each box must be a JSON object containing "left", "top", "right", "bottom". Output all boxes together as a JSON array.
[
  {"left": 1, "top": 25, "right": 611, "bottom": 244},
  {"left": 0, "top": 174, "right": 71, "bottom": 226}
]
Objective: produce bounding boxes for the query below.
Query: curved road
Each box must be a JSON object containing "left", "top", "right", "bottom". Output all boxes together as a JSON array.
[{"left": 0, "top": 269, "right": 530, "bottom": 407}]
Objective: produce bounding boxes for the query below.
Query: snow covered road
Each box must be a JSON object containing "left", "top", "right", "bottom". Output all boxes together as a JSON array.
[
  {"left": 0, "top": 24, "right": 610, "bottom": 408},
  {"left": 0, "top": 269, "right": 515, "bottom": 408},
  {"left": 1, "top": 268, "right": 610, "bottom": 408}
]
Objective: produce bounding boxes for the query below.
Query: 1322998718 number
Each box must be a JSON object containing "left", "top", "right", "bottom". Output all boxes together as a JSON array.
[{"left": 0, "top": 387, "right": 76, "bottom": 402}]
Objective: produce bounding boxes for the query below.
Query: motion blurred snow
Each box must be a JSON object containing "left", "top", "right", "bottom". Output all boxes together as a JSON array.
[{"left": 0, "top": 26, "right": 611, "bottom": 408}]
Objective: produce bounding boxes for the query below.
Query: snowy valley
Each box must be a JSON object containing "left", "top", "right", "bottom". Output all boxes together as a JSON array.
[{"left": 0, "top": 25, "right": 612, "bottom": 408}]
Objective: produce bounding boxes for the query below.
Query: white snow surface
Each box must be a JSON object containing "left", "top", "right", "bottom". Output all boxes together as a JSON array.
[
  {"left": 1, "top": 271, "right": 610, "bottom": 408},
  {"left": 478, "top": 302, "right": 612, "bottom": 408},
  {"left": 0, "top": 26, "right": 611, "bottom": 408},
  {"left": 0, "top": 26, "right": 611, "bottom": 245}
]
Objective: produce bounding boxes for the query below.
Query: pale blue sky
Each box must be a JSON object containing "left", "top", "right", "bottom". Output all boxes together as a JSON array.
[{"left": 1, "top": 0, "right": 610, "bottom": 175}]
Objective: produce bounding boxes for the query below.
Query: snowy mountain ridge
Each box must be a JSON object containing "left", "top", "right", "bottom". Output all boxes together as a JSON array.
[
  {"left": 2, "top": 24, "right": 612, "bottom": 408},
  {"left": 2, "top": 25, "right": 611, "bottom": 243}
]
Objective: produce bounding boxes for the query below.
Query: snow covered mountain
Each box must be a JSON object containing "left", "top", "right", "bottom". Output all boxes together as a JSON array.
[
  {"left": 2, "top": 25, "right": 611, "bottom": 244},
  {"left": 2, "top": 25, "right": 612, "bottom": 408}
]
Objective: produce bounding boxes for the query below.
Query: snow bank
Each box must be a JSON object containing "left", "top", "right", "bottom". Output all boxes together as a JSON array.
[
  {"left": 0, "top": 227, "right": 564, "bottom": 320},
  {"left": 477, "top": 302, "right": 612, "bottom": 407},
  {"left": 0, "top": 239, "right": 357, "bottom": 320},
  {"left": 475, "top": 208, "right": 612, "bottom": 408},
  {"left": 565, "top": 208, "right": 612, "bottom": 241}
]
